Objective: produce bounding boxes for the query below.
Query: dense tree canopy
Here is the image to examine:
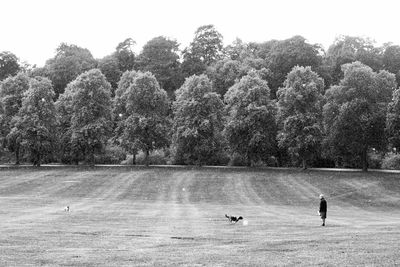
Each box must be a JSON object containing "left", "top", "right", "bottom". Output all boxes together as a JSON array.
[
  {"left": 15, "top": 77, "right": 57, "bottom": 166},
  {"left": 382, "top": 44, "right": 400, "bottom": 85},
  {"left": 386, "top": 88, "right": 400, "bottom": 152},
  {"left": 277, "top": 66, "right": 325, "bottom": 169},
  {"left": 45, "top": 43, "right": 97, "bottom": 97},
  {"left": 121, "top": 72, "right": 170, "bottom": 165},
  {"left": 137, "top": 36, "right": 182, "bottom": 96},
  {"left": 258, "top": 36, "right": 323, "bottom": 97},
  {"left": 69, "top": 69, "right": 112, "bottom": 165},
  {"left": 182, "top": 25, "right": 224, "bottom": 77},
  {"left": 326, "top": 36, "right": 384, "bottom": 86},
  {"left": 172, "top": 75, "right": 225, "bottom": 165},
  {"left": 0, "top": 51, "right": 21, "bottom": 81},
  {"left": 2, "top": 28, "right": 400, "bottom": 169},
  {"left": 0, "top": 73, "right": 30, "bottom": 163},
  {"left": 323, "top": 62, "right": 397, "bottom": 171},
  {"left": 224, "top": 71, "right": 277, "bottom": 166}
]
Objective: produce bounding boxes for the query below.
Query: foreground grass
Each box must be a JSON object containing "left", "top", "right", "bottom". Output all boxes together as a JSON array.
[{"left": 0, "top": 167, "right": 399, "bottom": 266}]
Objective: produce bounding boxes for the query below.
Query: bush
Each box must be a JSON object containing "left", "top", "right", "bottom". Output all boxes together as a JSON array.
[
  {"left": 381, "top": 153, "right": 400, "bottom": 170},
  {"left": 122, "top": 149, "right": 170, "bottom": 165},
  {"left": 368, "top": 152, "right": 383, "bottom": 169},
  {"left": 94, "top": 145, "right": 127, "bottom": 164}
]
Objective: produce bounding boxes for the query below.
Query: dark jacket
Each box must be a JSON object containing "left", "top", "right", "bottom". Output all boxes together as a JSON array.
[{"left": 319, "top": 198, "right": 327, "bottom": 213}]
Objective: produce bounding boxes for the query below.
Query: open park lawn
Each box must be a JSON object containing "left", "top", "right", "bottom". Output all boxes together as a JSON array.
[{"left": 0, "top": 167, "right": 399, "bottom": 266}]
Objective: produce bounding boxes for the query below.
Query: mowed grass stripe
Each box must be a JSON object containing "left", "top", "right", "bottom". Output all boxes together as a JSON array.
[{"left": 0, "top": 168, "right": 399, "bottom": 266}]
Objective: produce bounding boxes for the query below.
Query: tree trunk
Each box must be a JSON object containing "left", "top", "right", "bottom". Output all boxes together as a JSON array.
[
  {"left": 37, "top": 151, "right": 41, "bottom": 167},
  {"left": 132, "top": 153, "right": 136, "bottom": 165},
  {"left": 246, "top": 151, "right": 252, "bottom": 167},
  {"left": 302, "top": 158, "right": 307, "bottom": 170},
  {"left": 145, "top": 149, "right": 149, "bottom": 167},
  {"left": 90, "top": 147, "right": 95, "bottom": 166},
  {"left": 361, "top": 147, "right": 368, "bottom": 172},
  {"left": 15, "top": 146, "right": 20, "bottom": 165}
]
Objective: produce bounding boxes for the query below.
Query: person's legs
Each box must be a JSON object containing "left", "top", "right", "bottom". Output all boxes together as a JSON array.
[{"left": 320, "top": 212, "right": 326, "bottom": 226}]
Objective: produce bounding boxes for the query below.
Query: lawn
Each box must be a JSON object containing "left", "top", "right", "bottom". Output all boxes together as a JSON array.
[{"left": 0, "top": 167, "right": 399, "bottom": 266}]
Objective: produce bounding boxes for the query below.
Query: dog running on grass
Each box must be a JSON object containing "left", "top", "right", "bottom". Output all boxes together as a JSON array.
[{"left": 225, "top": 214, "right": 243, "bottom": 224}]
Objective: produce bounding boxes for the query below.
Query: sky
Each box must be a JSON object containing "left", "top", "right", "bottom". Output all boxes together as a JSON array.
[{"left": 1, "top": 0, "right": 400, "bottom": 67}]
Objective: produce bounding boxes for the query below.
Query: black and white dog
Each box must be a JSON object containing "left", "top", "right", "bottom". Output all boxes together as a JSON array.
[{"left": 225, "top": 214, "right": 243, "bottom": 223}]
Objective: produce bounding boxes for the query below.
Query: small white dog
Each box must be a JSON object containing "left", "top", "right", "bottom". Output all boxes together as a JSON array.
[{"left": 64, "top": 206, "right": 70, "bottom": 212}]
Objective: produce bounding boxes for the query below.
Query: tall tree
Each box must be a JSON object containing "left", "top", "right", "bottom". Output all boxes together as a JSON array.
[
  {"left": 325, "top": 36, "right": 383, "bottom": 86},
  {"left": 97, "top": 55, "right": 122, "bottom": 94},
  {"left": 0, "top": 73, "right": 31, "bottom": 164},
  {"left": 121, "top": 72, "right": 170, "bottom": 166},
  {"left": 207, "top": 59, "right": 249, "bottom": 97},
  {"left": 14, "top": 77, "right": 57, "bottom": 166},
  {"left": 224, "top": 71, "right": 277, "bottom": 166},
  {"left": 386, "top": 88, "right": 400, "bottom": 152},
  {"left": 137, "top": 36, "right": 183, "bottom": 97},
  {"left": 0, "top": 51, "right": 21, "bottom": 81},
  {"left": 323, "top": 62, "right": 396, "bottom": 171},
  {"left": 182, "top": 25, "right": 224, "bottom": 77},
  {"left": 70, "top": 69, "right": 112, "bottom": 165},
  {"left": 172, "top": 75, "right": 225, "bottom": 165},
  {"left": 277, "top": 66, "right": 325, "bottom": 169},
  {"left": 382, "top": 44, "right": 400, "bottom": 85},
  {"left": 111, "top": 70, "right": 139, "bottom": 163},
  {"left": 45, "top": 43, "right": 97, "bottom": 97},
  {"left": 97, "top": 38, "right": 136, "bottom": 94},
  {"left": 115, "top": 38, "right": 136, "bottom": 73},
  {"left": 54, "top": 80, "right": 80, "bottom": 164},
  {"left": 259, "top": 36, "right": 323, "bottom": 98}
]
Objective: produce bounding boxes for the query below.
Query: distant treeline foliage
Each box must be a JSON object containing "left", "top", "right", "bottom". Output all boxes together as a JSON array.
[{"left": 1, "top": 25, "right": 400, "bottom": 170}]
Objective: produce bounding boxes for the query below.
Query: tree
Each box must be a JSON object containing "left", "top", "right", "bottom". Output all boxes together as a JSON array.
[
  {"left": 115, "top": 38, "right": 136, "bottom": 73},
  {"left": 137, "top": 36, "right": 183, "bottom": 97},
  {"left": 182, "top": 25, "right": 224, "bottom": 77},
  {"left": 97, "top": 38, "right": 136, "bottom": 95},
  {"left": 111, "top": 70, "right": 140, "bottom": 163},
  {"left": 325, "top": 36, "right": 383, "bottom": 85},
  {"left": 386, "top": 88, "right": 400, "bottom": 152},
  {"left": 224, "top": 38, "right": 255, "bottom": 61},
  {"left": 0, "top": 51, "right": 20, "bottom": 81},
  {"left": 70, "top": 69, "right": 112, "bottom": 165},
  {"left": 323, "top": 62, "right": 396, "bottom": 171},
  {"left": 120, "top": 72, "right": 170, "bottom": 166},
  {"left": 97, "top": 55, "right": 122, "bottom": 93},
  {"left": 259, "top": 36, "right": 323, "bottom": 98},
  {"left": 15, "top": 77, "right": 57, "bottom": 166},
  {"left": 224, "top": 71, "right": 277, "bottom": 166},
  {"left": 277, "top": 66, "right": 325, "bottom": 169},
  {"left": 172, "top": 75, "right": 225, "bottom": 165},
  {"left": 55, "top": 81, "right": 79, "bottom": 164},
  {"left": 207, "top": 59, "right": 249, "bottom": 97},
  {"left": 382, "top": 44, "right": 400, "bottom": 85},
  {"left": 45, "top": 43, "right": 97, "bottom": 97},
  {"left": 0, "top": 73, "right": 31, "bottom": 164}
]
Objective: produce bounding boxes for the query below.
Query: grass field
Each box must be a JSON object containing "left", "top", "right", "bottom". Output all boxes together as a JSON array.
[{"left": 0, "top": 166, "right": 399, "bottom": 266}]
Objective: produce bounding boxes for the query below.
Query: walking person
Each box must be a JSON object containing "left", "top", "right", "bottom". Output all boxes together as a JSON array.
[{"left": 319, "top": 194, "right": 327, "bottom": 226}]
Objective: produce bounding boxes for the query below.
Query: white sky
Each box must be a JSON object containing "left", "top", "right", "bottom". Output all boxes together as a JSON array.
[{"left": 1, "top": 0, "right": 399, "bottom": 67}]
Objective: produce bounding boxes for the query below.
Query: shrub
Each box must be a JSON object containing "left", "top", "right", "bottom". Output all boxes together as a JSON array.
[
  {"left": 94, "top": 145, "right": 126, "bottom": 164},
  {"left": 381, "top": 153, "right": 400, "bottom": 170},
  {"left": 122, "top": 149, "right": 170, "bottom": 165},
  {"left": 368, "top": 152, "right": 383, "bottom": 169}
]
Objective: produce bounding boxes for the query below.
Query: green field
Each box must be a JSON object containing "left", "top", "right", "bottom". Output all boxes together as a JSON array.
[{"left": 0, "top": 167, "right": 399, "bottom": 266}]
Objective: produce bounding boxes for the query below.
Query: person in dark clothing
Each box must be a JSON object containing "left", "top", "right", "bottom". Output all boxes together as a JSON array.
[{"left": 319, "top": 194, "right": 327, "bottom": 226}]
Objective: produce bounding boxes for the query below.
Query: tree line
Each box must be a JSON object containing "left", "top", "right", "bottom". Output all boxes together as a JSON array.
[{"left": 1, "top": 25, "right": 400, "bottom": 170}]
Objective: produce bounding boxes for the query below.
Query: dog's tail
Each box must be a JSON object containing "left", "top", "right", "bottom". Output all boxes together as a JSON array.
[
  {"left": 225, "top": 214, "right": 229, "bottom": 219},
  {"left": 238, "top": 216, "right": 243, "bottom": 221}
]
